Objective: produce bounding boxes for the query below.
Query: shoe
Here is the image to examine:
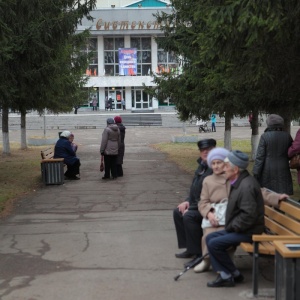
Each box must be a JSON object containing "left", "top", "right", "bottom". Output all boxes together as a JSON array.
[
  {"left": 175, "top": 250, "right": 194, "bottom": 259},
  {"left": 234, "top": 273, "right": 244, "bottom": 283},
  {"left": 194, "top": 258, "right": 210, "bottom": 273},
  {"left": 102, "top": 177, "right": 110, "bottom": 180},
  {"left": 184, "top": 255, "right": 202, "bottom": 268},
  {"left": 207, "top": 274, "right": 235, "bottom": 288}
]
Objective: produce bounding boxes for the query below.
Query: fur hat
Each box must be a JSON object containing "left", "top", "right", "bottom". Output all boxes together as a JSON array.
[
  {"left": 106, "top": 118, "right": 115, "bottom": 124},
  {"left": 197, "top": 139, "right": 216, "bottom": 150},
  {"left": 207, "top": 147, "right": 230, "bottom": 168},
  {"left": 60, "top": 131, "right": 71, "bottom": 138},
  {"left": 266, "top": 114, "right": 284, "bottom": 128},
  {"left": 226, "top": 150, "right": 249, "bottom": 169},
  {"left": 114, "top": 116, "right": 122, "bottom": 123}
]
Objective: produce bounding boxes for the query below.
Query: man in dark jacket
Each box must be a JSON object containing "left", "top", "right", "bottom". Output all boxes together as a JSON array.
[
  {"left": 206, "top": 150, "right": 264, "bottom": 287},
  {"left": 54, "top": 131, "right": 81, "bottom": 180},
  {"left": 173, "top": 138, "right": 216, "bottom": 261}
]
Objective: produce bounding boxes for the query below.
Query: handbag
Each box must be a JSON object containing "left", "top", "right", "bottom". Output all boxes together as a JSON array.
[
  {"left": 289, "top": 154, "right": 300, "bottom": 169},
  {"left": 201, "top": 198, "right": 228, "bottom": 229},
  {"left": 100, "top": 156, "right": 104, "bottom": 172}
]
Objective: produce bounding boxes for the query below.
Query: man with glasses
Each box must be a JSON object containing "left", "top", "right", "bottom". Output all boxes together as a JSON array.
[{"left": 173, "top": 139, "right": 216, "bottom": 265}]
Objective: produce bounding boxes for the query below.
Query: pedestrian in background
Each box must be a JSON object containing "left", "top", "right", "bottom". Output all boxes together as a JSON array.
[
  {"left": 100, "top": 118, "right": 120, "bottom": 180},
  {"left": 121, "top": 99, "right": 126, "bottom": 110},
  {"left": 253, "top": 114, "right": 293, "bottom": 195},
  {"left": 288, "top": 128, "right": 300, "bottom": 184},
  {"left": 211, "top": 114, "right": 216, "bottom": 132},
  {"left": 114, "top": 116, "right": 126, "bottom": 177}
]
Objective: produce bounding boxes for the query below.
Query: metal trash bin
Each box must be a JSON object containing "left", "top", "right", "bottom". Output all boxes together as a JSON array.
[
  {"left": 274, "top": 240, "right": 300, "bottom": 300},
  {"left": 41, "top": 159, "right": 64, "bottom": 185}
]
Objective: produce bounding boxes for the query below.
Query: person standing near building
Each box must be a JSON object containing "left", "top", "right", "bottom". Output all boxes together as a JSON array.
[
  {"left": 105, "top": 97, "right": 109, "bottom": 111},
  {"left": 108, "top": 97, "right": 113, "bottom": 111},
  {"left": 100, "top": 118, "right": 120, "bottom": 180},
  {"left": 211, "top": 114, "right": 216, "bottom": 132},
  {"left": 92, "top": 97, "right": 97, "bottom": 111},
  {"left": 121, "top": 99, "right": 126, "bottom": 110},
  {"left": 114, "top": 116, "right": 126, "bottom": 177}
]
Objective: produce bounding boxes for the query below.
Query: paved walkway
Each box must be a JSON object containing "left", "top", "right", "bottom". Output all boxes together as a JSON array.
[{"left": 1, "top": 125, "right": 296, "bottom": 300}]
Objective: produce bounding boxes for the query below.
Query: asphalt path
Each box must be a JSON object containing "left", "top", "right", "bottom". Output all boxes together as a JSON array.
[{"left": 0, "top": 116, "right": 297, "bottom": 300}]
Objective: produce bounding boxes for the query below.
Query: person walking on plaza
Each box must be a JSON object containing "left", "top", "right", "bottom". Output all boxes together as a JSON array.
[
  {"left": 194, "top": 147, "right": 230, "bottom": 273},
  {"left": 105, "top": 97, "right": 109, "bottom": 111},
  {"left": 121, "top": 99, "right": 126, "bottom": 110},
  {"left": 92, "top": 97, "right": 97, "bottom": 111},
  {"left": 211, "top": 114, "right": 216, "bottom": 132},
  {"left": 206, "top": 150, "right": 264, "bottom": 287},
  {"left": 114, "top": 116, "right": 126, "bottom": 177},
  {"left": 54, "top": 131, "right": 81, "bottom": 180},
  {"left": 100, "top": 118, "right": 120, "bottom": 180},
  {"left": 173, "top": 138, "right": 216, "bottom": 263},
  {"left": 108, "top": 97, "right": 113, "bottom": 111},
  {"left": 253, "top": 114, "right": 293, "bottom": 195}
]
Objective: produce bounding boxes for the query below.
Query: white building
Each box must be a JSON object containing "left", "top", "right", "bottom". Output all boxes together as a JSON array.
[{"left": 76, "top": 0, "right": 177, "bottom": 111}]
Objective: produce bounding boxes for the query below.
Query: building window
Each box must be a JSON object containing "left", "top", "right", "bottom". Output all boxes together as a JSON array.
[
  {"left": 157, "top": 38, "right": 179, "bottom": 75},
  {"left": 83, "top": 38, "right": 98, "bottom": 76},
  {"left": 130, "top": 37, "right": 151, "bottom": 76},
  {"left": 104, "top": 37, "right": 124, "bottom": 76}
]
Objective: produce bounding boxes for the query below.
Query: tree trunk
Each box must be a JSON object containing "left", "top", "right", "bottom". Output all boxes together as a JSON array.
[
  {"left": 224, "top": 113, "right": 232, "bottom": 150},
  {"left": 250, "top": 109, "right": 260, "bottom": 161},
  {"left": 20, "top": 111, "right": 27, "bottom": 149},
  {"left": 2, "top": 107, "right": 11, "bottom": 155}
]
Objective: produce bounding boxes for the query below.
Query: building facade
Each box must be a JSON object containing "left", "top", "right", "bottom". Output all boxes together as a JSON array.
[{"left": 77, "top": 1, "right": 177, "bottom": 111}]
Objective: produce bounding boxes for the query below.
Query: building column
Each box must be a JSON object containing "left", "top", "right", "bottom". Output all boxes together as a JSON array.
[
  {"left": 151, "top": 35, "right": 158, "bottom": 74},
  {"left": 98, "top": 36, "right": 104, "bottom": 76}
]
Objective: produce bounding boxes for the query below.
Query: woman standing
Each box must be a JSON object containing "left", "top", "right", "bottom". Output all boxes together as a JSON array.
[
  {"left": 194, "top": 147, "right": 230, "bottom": 273},
  {"left": 100, "top": 118, "right": 120, "bottom": 180},
  {"left": 253, "top": 114, "right": 293, "bottom": 194},
  {"left": 114, "top": 116, "right": 126, "bottom": 177}
]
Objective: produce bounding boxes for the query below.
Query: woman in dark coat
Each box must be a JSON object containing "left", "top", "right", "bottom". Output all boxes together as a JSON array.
[
  {"left": 54, "top": 131, "right": 81, "bottom": 180},
  {"left": 114, "top": 116, "right": 126, "bottom": 177},
  {"left": 253, "top": 114, "right": 293, "bottom": 194}
]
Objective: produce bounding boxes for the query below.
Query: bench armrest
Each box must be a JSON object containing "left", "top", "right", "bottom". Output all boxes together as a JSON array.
[{"left": 41, "top": 158, "right": 64, "bottom": 163}]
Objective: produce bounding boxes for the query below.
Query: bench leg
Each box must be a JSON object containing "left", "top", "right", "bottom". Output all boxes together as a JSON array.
[{"left": 252, "top": 242, "right": 259, "bottom": 297}]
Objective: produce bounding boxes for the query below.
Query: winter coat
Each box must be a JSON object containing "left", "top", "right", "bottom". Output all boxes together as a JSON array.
[
  {"left": 186, "top": 158, "right": 213, "bottom": 210},
  {"left": 288, "top": 128, "right": 300, "bottom": 184},
  {"left": 100, "top": 124, "right": 120, "bottom": 156},
  {"left": 225, "top": 170, "right": 264, "bottom": 235},
  {"left": 198, "top": 173, "right": 231, "bottom": 218},
  {"left": 253, "top": 129, "right": 293, "bottom": 194},
  {"left": 54, "top": 137, "right": 79, "bottom": 166},
  {"left": 116, "top": 123, "right": 126, "bottom": 164}
]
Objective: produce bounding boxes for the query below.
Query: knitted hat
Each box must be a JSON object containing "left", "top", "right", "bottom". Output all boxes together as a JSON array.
[
  {"left": 266, "top": 114, "right": 284, "bottom": 128},
  {"left": 107, "top": 118, "right": 115, "bottom": 124},
  {"left": 226, "top": 150, "right": 249, "bottom": 169},
  {"left": 197, "top": 139, "right": 216, "bottom": 150},
  {"left": 60, "top": 131, "right": 71, "bottom": 138},
  {"left": 114, "top": 116, "right": 122, "bottom": 123},
  {"left": 207, "top": 147, "right": 230, "bottom": 168}
]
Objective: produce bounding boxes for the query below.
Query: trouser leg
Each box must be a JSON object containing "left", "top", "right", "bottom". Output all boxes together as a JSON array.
[
  {"left": 207, "top": 230, "right": 252, "bottom": 274},
  {"left": 183, "top": 210, "right": 203, "bottom": 255},
  {"left": 173, "top": 208, "right": 186, "bottom": 248},
  {"left": 104, "top": 155, "right": 111, "bottom": 178}
]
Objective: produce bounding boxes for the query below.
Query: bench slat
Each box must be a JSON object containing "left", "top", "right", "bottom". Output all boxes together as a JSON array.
[{"left": 265, "top": 206, "right": 300, "bottom": 235}]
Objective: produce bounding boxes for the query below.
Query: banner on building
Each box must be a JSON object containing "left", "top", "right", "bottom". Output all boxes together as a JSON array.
[{"left": 118, "top": 48, "right": 137, "bottom": 76}]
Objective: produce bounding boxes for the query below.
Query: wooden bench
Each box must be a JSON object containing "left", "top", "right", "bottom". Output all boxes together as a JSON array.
[
  {"left": 240, "top": 198, "right": 300, "bottom": 296},
  {"left": 121, "top": 114, "right": 162, "bottom": 126},
  {"left": 40, "top": 148, "right": 65, "bottom": 185}
]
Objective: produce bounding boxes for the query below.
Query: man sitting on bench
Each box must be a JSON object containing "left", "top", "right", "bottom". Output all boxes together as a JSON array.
[
  {"left": 206, "top": 150, "right": 264, "bottom": 287},
  {"left": 54, "top": 131, "right": 81, "bottom": 180}
]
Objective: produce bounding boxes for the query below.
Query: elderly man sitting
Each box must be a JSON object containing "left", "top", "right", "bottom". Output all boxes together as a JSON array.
[
  {"left": 206, "top": 150, "right": 264, "bottom": 287},
  {"left": 54, "top": 131, "right": 81, "bottom": 180}
]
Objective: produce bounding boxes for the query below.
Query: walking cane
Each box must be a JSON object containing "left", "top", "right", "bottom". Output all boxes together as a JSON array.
[{"left": 174, "top": 253, "right": 209, "bottom": 281}]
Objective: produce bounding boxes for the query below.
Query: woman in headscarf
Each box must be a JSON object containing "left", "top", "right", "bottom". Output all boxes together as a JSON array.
[
  {"left": 253, "top": 114, "right": 293, "bottom": 194},
  {"left": 54, "top": 131, "right": 81, "bottom": 180}
]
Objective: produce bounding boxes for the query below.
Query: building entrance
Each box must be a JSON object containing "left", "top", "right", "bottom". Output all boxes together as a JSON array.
[{"left": 131, "top": 87, "right": 152, "bottom": 109}]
